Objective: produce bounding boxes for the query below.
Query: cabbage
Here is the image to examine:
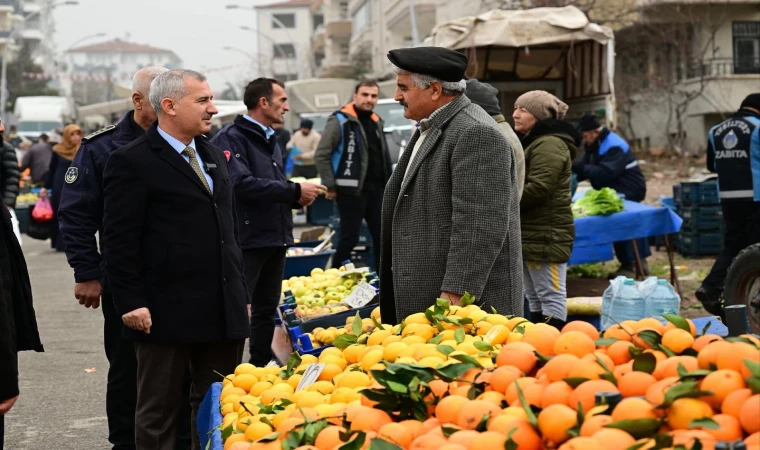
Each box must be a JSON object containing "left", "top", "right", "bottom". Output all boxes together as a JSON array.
[{"left": 572, "top": 188, "right": 624, "bottom": 218}]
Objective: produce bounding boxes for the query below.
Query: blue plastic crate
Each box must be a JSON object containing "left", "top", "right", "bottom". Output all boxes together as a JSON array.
[
  {"left": 678, "top": 230, "right": 724, "bottom": 257},
  {"left": 283, "top": 250, "right": 335, "bottom": 279},
  {"left": 678, "top": 205, "right": 723, "bottom": 231},
  {"left": 675, "top": 182, "right": 720, "bottom": 206},
  {"left": 307, "top": 196, "right": 337, "bottom": 225}
]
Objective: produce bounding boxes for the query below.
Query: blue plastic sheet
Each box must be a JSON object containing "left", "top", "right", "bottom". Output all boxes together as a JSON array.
[
  {"left": 198, "top": 382, "right": 223, "bottom": 450},
  {"left": 570, "top": 200, "right": 683, "bottom": 265}
]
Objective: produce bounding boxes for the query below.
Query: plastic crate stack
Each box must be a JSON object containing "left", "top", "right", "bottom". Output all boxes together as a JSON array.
[
  {"left": 330, "top": 218, "right": 376, "bottom": 271},
  {"left": 674, "top": 181, "right": 724, "bottom": 257}
]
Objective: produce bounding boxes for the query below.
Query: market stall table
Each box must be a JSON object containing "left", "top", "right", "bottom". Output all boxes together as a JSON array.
[{"left": 570, "top": 200, "right": 683, "bottom": 291}]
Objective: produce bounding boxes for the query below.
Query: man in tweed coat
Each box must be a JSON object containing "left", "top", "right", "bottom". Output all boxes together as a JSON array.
[{"left": 379, "top": 47, "right": 523, "bottom": 325}]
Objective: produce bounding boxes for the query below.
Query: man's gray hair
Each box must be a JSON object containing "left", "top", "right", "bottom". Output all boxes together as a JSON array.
[
  {"left": 393, "top": 66, "right": 466, "bottom": 96},
  {"left": 149, "top": 69, "right": 207, "bottom": 116},
  {"left": 132, "top": 66, "right": 169, "bottom": 95}
]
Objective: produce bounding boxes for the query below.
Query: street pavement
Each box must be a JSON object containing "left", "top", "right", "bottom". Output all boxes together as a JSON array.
[{"left": 5, "top": 237, "right": 110, "bottom": 449}]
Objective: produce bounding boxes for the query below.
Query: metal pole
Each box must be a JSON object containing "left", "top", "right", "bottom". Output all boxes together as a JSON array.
[{"left": 408, "top": 0, "right": 420, "bottom": 47}]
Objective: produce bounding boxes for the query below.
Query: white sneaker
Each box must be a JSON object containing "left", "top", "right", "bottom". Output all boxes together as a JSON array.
[{"left": 265, "top": 359, "right": 280, "bottom": 367}]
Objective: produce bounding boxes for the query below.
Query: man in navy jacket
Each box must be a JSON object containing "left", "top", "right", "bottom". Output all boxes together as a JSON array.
[
  {"left": 210, "top": 78, "right": 325, "bottom": 366},
  {"left": 573, "top": 114, "right": 649, "bottom": 276}
]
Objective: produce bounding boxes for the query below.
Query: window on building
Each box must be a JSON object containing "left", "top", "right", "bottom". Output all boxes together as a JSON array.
[
  {"left": 351, "top": 1, "right": 370, "bottom": 37},
  {"left": 313, "top": 14, "right": 324, "bottom": 30},
  {"left": 338, "top": 1, "right": 349, "bottom": 19},
  {"left": 733, "top": 21, "right": 760, "bottom": 74},
  {"left": 273, "top": 43, "right": 296, "bottom": 58},
  {"left": 272, "top": 13, "right": 296, "bottom": 28}
]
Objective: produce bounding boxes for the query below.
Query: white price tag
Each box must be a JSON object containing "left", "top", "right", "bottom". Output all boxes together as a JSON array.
[
  {"left": 343, "top": 282, "right": 377, "bottom": 309},
  {"left": 295, "top": 363, "right": 326, "bottom": 392}
]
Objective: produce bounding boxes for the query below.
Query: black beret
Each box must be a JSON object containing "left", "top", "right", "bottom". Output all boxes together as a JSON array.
[
  {"left": 387, "top": 47, "right": 468, "bottom": 82},
  {"left": 578, "top": 113, "right": 602, "bottom": 132}
]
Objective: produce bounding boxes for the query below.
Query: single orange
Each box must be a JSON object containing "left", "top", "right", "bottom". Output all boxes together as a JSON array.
[
  {"left": 617, "top": 371, "right": 657, "bottom": 398},
  {"left": 561, "top": 321, "right": 600, "bottom": 340},
  {"left": 721, "top": 388, "right": 753, "bottom": 419},
  {"left": 538, "top": 403, "right": 578, "bottom": 446}
]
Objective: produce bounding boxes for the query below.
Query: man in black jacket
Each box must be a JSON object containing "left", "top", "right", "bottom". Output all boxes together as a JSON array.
[
  {"left": 0, "top": 120, "right": 19, "bottom": 212},
  {"left": 0, "top": 206, "right": 43, "bottom": 449},
  {"left": 210, "top": 78, "right": 325, "bottom": 367},
  {"left": 573, "top": 114, "right": 649, "bottom": 276},
  {"left": 59, "top": 66, "right": 193, "bottom": 450},
  {"left": 103, "top": 69, "right": 249, "bottom": 450}
]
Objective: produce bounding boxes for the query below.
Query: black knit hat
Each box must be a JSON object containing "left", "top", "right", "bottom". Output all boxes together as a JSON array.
[
  {"left": 740, "top": 93, "right": 760, "bottom": 111},
  {"left": 464, "top": 79, "right": 501, "bottom": 116},
  {"left": 578, "top": 113, "right": 602, "bottom": 132}
]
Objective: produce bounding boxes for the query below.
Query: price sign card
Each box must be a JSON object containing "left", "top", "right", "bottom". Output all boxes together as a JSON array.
[
  {"left": 343, "top": 282, "right": 377, "bottom": 309},
  {"left": 295, "top": 363, "right": 326, "bottom": 391}
]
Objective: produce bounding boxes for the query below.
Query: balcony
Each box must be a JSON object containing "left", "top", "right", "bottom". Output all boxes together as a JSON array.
[
  {"left": 0, "top": 0, "right": 19, "bottom": 12},
  {"left": 325, "top": 17, "right": 351, "bottom": 39},
  {"left": 686, "top": 57, "right": 760, "bottom": 79},
  {"left": 312, "top": 24, "right": 325, "bottom": 50},
  {"left": 20, "top": 27, "right": 41, "bottom": 40},
  {"left": 384, "top": 0, "right": 436, "bottom": 36}
]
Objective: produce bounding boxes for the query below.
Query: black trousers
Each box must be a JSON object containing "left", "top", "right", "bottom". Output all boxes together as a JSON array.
[
  {"left": 701, "top": 202, "right": 760, "bottom": 292},
  {"left": 243, "top": 247, "right": 287, "bottom": 366},
  {"left": 102, "top": 293, "right": 192, "bottom": 450},
  {"left": 334, "top": 191, "right": 382, "bottom": 269},
  {"left": 134, "top": 340, "right": 243, "bottom": 450}
]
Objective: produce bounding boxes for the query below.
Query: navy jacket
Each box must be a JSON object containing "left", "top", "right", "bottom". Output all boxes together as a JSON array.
[
  {"left": 58, "top": 111, "right": 144, "bottom": 289},
  {"left": 103, "top": 123, "right": 249, "bottom": 343},
  {"left": 210, "top": 115, "right": 301, "bottom": 250},
  {"left": 574, "top": 128, "right": 647, "bottom": 202}
]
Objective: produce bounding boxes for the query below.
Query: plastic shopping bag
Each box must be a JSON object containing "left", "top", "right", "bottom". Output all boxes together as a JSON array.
[{"left": 31, "top": 197, "right": 53, "bottom": 222}]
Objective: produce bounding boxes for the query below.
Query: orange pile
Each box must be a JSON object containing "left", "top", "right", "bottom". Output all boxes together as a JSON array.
[{"left": 219, "top": 304, "right": 760, "bottom": 450}]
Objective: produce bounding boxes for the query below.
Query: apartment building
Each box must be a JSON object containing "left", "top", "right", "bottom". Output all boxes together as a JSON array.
[
  {"left": 615, "top": 0, "right": 760, "bottom": 154},
  {"left": 0, "top": 0, "right": 55, "bottom": 70},
  {"left": 311, "top": 0, "right": 352, "bottom": 77},
  {"left": 256, "top": 0, "right": 315, "bottom": 81}
]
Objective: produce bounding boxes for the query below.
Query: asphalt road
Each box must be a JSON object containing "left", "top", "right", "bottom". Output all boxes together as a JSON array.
[{"left": 5, "top": 237, "right": 111, "bottom": 449}]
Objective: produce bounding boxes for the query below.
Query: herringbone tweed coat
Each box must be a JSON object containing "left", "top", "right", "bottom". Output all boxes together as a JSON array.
[{"left": 379, "top": 94, "right": 523, "bottom": 325}]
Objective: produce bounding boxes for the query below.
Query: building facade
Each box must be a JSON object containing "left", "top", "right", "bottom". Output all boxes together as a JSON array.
[
  {"left": 616, "top": 0, "right": 760, "bottom": 154},
  {"left": 255, "top": 0, "right": 315, "bottom": 81},
  {"left": 311, "top": 0, "right": 352, "bottom": 77},
  {"left": 64, "top": 38, "right": 182, "bottom": 103}
]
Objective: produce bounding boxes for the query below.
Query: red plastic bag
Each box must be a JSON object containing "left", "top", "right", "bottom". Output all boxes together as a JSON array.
[{"left": 31, "top": 197, "right": 54, "bottom": 222}]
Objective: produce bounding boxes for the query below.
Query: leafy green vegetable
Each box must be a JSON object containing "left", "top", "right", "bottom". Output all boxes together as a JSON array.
[{"left": 572, "top": 188, "right": 625, "bottom": 218}]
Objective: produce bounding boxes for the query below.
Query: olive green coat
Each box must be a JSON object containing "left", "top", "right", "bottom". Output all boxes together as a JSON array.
[{"left": 520, "top": 119, "right": 579, "bottom": 263}]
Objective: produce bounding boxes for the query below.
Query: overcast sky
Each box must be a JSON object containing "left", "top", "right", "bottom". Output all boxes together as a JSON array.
[{"left": 52, "top": 0, "right": 271, "bottom": 94}]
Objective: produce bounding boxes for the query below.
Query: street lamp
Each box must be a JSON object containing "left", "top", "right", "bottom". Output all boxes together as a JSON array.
[
  {"left": 0, "top": 0, "right": 79, "bottom": 118},
  {"left": 222, "top": 45, "right": 264, "bottom": 74},
  {"left": 227, "top": 3, "right": 307, "bottom": 80}
]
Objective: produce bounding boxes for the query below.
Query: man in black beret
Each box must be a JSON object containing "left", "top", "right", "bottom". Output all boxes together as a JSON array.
[
  {"left": 573, "top": 113, "right": 649, "bottom": 277},
  {"left": 378, "top": 46, "right": 523, "bottom": 324}
]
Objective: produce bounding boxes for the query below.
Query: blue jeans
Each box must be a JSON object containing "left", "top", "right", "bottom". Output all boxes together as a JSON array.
[{"left": 613, "top": 238, "right": 652, "bottom": 265}]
